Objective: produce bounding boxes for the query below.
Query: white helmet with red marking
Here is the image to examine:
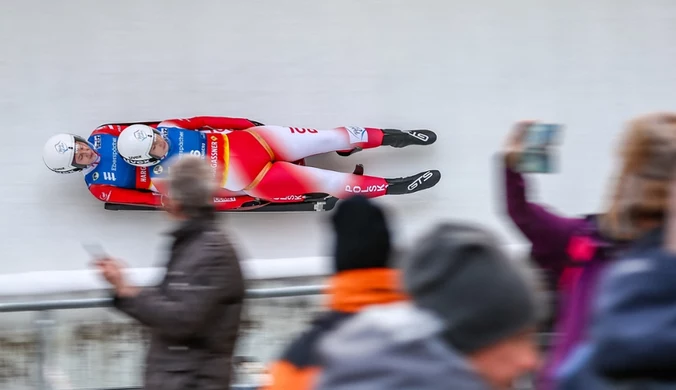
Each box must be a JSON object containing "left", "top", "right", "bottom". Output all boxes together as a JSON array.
[
  {"left": 117, "top": 124, "right": 165, "bottom": 167},
  {"left": 42, "top": 133, "right": 94, "bottom": 173}
]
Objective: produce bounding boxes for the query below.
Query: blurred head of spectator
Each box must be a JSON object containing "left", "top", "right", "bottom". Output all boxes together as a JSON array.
[
  {"left": 403, "top": 223, "right": 544, "bottom": 389},
  {"left": 315, "top": 222, "right": 545, "bottom": 390},
  {"left": 163, "top": 154, "right": 218, "bottom": 220},
  {"left": 601, "top": 112, "right": 676, "bottom": 240},
  {"left": 262, "top": 195, "right": 408, "bottom": 390},
  {"left": 331, "top": 192, "right": 391, "bottom": 271}
]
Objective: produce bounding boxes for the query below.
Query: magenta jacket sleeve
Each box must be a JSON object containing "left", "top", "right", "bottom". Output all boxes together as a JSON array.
[{"left": 503, "top": 162, "right": 587, "bottom": 276}]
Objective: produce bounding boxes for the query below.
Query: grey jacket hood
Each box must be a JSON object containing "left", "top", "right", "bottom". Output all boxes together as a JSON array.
[{"left": 314, "top": 301, "right": 493, "bottom": 390}]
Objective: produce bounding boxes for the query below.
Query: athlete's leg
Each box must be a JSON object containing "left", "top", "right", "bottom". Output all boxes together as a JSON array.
[
  {"left": 247, "top": 126, "right": 381, "bottom": 162},
  {"left": 244, "top": 161, "right": 441, "bottom": 201},
  {"left": 245, "top": 162, "right": 388, "bottom": 200},
  {"left": 247, "top": 125, "right": 436, "bottom": 162}
]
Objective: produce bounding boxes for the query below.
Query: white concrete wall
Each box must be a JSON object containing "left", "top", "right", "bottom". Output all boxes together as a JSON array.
[
  {"left": 1, "top": 0, "right": 676, "bottom": 279},
  {"left": 1, "top": 1, "right": 675, "bottom": 388}
]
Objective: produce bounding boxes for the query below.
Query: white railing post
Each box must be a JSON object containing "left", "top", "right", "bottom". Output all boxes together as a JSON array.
[{"left": 34, "top": 310, "right": 54, "bottom": 390}]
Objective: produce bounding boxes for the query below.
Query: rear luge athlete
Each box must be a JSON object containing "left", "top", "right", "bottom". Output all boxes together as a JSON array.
[{"left": 116, "top": 119, "right": 441, "bottom": 202}]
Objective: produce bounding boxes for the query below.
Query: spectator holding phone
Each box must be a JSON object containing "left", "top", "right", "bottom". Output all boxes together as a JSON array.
[
  {"left": 94, "top": 155, "right": 246, "bottom": 390},
  {"left": 499, "top": 118, "right": 642, "bottom": 390},
  {"left": 556, "top": 113, "right": 676, "bottom": 389}
]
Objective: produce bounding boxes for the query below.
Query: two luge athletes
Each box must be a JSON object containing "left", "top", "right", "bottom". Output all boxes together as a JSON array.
[{"left": 41, "top": 116, "right": 441, "bottom": 209}]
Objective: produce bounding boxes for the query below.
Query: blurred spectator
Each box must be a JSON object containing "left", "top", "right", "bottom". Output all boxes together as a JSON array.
[
  {"left": 314, "top": 222, "right": 545, "bottom": 390},
  {"left": 499, "top": 120, "right": 634, "bottom": 390},
  {"left": 94, "top": 155, "right": 246, "bottom": 390},
  {"left": 556, "top": 113, "right": 676, "bottom": 389},
  {"left": 262, "top": 195, "right": 408, "bottom": 390}
]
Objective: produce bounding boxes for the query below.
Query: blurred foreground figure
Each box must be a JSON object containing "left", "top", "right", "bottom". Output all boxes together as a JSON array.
[
  {"left": 94, "top": 155, "right": 245, "bottom": 390},
  {"left": 499, "top": 119, "right": 641, "bottom": 390},
  {"left": 262, "top": 195, "right": 408, "bottom": 390},
  {"left": 557, "top": 113, "right": 676, "bottom": 389},
  {"left": 315, "top": 222, "right": 544, "bottom": 390}
]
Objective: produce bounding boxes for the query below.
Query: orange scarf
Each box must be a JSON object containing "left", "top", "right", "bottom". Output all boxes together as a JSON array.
[{"left": 326, "top": 268, "right": 409, "bottom": 313}]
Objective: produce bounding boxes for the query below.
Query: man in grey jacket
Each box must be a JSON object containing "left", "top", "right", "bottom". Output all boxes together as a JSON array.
[
  {"left": 314, "top": 222, "right": 545, "bottom": 390},
  {"left": 94, "top": 155, "right": 246, "bottom": 390}
]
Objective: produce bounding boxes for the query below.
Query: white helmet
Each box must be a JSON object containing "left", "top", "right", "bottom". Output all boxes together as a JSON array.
[
  {"left": 42, "top": 133, "right": 94, "bottom": 173},
  {"left": 117, "top": 124, "right": 165, "bottom": 167}
]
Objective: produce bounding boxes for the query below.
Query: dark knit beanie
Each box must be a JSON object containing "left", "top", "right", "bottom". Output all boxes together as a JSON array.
[
  {"left": 331, "top": 195, "right": 391, "bottom": 272},
  {"left": 401, "top": 222, "right": 543, "bottom": 354}
]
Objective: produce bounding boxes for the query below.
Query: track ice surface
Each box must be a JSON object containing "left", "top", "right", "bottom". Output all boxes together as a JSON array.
[{"left": 1, "top": 1, "right": 676, "bottom": 277}]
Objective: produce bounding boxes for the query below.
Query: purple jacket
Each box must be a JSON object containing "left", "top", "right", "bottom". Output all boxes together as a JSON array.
[{"left": 503, "top": 165, "right": 619, "bottom": 390}]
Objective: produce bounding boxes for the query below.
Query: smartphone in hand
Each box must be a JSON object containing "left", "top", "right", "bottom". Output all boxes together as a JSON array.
[
  {"left": 82, "top": 242, "right": 109, "bottom": 261},
  {"left": 516, "top": 123, "right": 563, "bottom": 174}
]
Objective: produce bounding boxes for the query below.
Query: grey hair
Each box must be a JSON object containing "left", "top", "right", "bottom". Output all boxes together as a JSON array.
[{"left": 166, "top": 155, "right": 217, "bottom": 216}]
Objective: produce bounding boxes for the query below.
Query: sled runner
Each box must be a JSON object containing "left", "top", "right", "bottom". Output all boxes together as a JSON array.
[{"left": 104, "top": 193, "right": 340, "bottom": 213}]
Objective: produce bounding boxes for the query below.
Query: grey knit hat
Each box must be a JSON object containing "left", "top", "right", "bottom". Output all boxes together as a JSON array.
[{"left": 401, "top": 222, "right": 543, "bottom": 354}]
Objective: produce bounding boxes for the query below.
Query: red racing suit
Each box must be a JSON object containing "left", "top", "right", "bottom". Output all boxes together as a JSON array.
[
  {"left": 85, "top": 116, "right": 265, "bottom": 210},
  {"left": 87, "top": 115, "right": 393, "bottom": 209}
]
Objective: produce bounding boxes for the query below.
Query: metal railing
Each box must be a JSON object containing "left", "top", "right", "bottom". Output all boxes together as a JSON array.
[
  {"left": 0, "top": 285, "right": 325, "bottom": 313},
  {"left": 0, "top": 285, "right": 325, "bottom": 390},
  {"left": 0, "top": 285, "right": 555, "bottom": 390}
]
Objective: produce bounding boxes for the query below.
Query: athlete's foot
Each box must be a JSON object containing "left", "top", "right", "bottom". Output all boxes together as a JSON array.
[
  {"left": 352, "top": 164, "right": 364, "bottom": 176},
  {"left": 385, "top": 170, "right": 441, "bottom": 195},
  {"left": 381, "top": 129, "right": 437, "bottom": 148}
]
